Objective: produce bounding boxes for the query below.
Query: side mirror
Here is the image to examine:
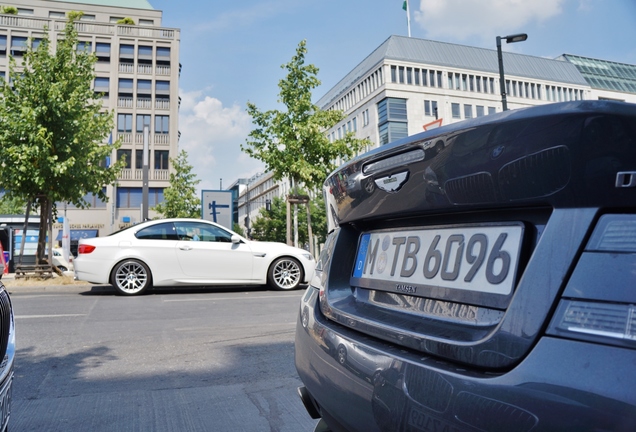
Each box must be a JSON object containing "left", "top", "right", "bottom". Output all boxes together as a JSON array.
[{"left": 231, "top": 234, "right": 241, "bottom": 244}]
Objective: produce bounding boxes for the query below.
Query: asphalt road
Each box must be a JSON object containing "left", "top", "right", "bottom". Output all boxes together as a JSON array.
[{"left": 8, "top": 283, "right": 319, "bottom": 432}]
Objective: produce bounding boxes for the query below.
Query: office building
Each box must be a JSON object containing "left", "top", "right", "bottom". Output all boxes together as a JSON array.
[{"left": 0, "top": 0, "right": 180, "bottom": 245}]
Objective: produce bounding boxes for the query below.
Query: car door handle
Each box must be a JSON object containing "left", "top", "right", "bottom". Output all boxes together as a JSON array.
[{"left": 179, "top": 245, "right": 192, "bottom": 251}]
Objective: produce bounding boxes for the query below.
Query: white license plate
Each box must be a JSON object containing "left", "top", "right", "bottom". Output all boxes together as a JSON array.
[{"left": 352, "top": 224, "right": 523, "bottom": 296}]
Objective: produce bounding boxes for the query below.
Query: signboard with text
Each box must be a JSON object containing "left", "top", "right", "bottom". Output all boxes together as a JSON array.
[{"left": 201, "top": 190, "right": 234, "bottom": 230}]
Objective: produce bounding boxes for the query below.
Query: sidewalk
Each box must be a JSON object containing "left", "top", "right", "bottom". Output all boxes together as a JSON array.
[{"left": 1, "top": 272, "right": 113, "bottom": 293}]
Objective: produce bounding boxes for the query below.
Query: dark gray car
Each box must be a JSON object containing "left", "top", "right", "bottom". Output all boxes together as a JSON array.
[{"left": 295, "top": 100, "right": 636, "bottom": 431}]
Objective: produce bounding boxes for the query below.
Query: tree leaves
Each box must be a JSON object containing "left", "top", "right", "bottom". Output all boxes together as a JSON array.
[
  {"left": 242, "top": 40, "right": 369, "bottom": 193},
  {"left": 153, "top": 150, "right": 201, "bottom": 218}
]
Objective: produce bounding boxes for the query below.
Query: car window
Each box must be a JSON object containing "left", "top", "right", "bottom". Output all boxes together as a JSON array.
[
  {"left": 175, "top": 222, "right": 233, "bottom": 243},
  {"left": 135, "top": 222, "right": 179, "bottom": 240}
]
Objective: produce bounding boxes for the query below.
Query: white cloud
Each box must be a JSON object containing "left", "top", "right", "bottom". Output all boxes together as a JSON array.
[
  {"left": 414, "top": 0, "right": 564, "bottom": 46},
  {"left": 178, "top": 89, "right": 264, "bottom": 193}
]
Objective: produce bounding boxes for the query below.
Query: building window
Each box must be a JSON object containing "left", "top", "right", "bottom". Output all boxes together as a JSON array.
[
  {"left": 155, "top": 115, "right": 169, "bottom": 134},
  {"left": 117, "top": 149, "right": 132, "bottom": 169},
  {"left": 488, "top": 107, "right": 497, "bottom": 115},
  {"left": 464, "top": 104, "right": 473, "bottom": 119},
  {"left": 154, "top": 150, "right": 169, "bottom": 170},
  {"left": 156, "top": 46, "right": 170, "bottom": 60},
  {"left": 95, "top": 42, "right": 110, "bottom": 61},
  {"left": 94, "top": 77, "right": 109, "bottom": 92},
  {"left": 117, "top": 188, "right": 164, "bottom": 208},
  {"left": 414, "top": 68, "right": 420, "bottom": 85},
  {"left": 390, "top": 66, "right": 397, "bottom": 83},
  {"left": 118, "top": 78, "right": 133, "bottom": 93},
  {"left": 76, "top": 41, "right": 91, "bottom": 53},
  {"left": 139, "top": 19, "right": 154, "bottom": 26},
  {"left": 117, "top": 114, "right": 132, "bottom": 133},
  {"left": 362, "top": 109, "right": 369, "bottom": 127},
  {"left": 138, "top": 45, "right": 152, "bottom": 59},
  {"left": 451, "top": 103, "right": 461, "bottom": 119},
  {"left": 377, "top": 98, "right": 407, "bottom": 145},
  {"left": 137, "top": 79, "right": 151, "bottom": 93},
  {"left": 80, "top": 14, "right": 95, "bottom": 21},
  {"left": 49, "top": 11, "right": 65, "bottom": 19},
  {"left": 10, "top": 36, "right": 27, "bottom": 56},
  {"left": 476, "top": 105, "right": 485, "bottom": 117},
  {"left": 155, "top": 80, "right": 170, "bottom": 94},
  {"left": 17, "top": 8, "right": 33, "bottom": 16},
  {"left": 135, "top": 149, "right": 144, "bottom": 169},
  {"left": 424, "top": 100, "right": 438, "bottom": 117},
  {"left": 119, "top": 44, "right": 134, "bottom": 58},
  {"left": 136, "top": 114, "right": 151, "bottom": 133}
]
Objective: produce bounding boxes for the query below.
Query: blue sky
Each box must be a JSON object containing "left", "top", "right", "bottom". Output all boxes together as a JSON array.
[{"left": 145, "top": 0, "right": 636, "bottom": 193}]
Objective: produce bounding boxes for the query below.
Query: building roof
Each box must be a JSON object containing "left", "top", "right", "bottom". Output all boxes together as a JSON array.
[
  {"left": 317, "top": 35, "right": 588, "bottom": 108},
  {"left": 559, "top": 54, "right": 636, "bottom": 94},
  {"left": 49, "top": 0, "right": 155, "bottom": 10}
]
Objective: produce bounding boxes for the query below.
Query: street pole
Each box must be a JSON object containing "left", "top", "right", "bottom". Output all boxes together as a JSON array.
[
  {"left": 142, "top": 125, "right": 149, "bottom": 221},
  {"left": 496, "top": 33, "right": 528, "bottom": 112}
]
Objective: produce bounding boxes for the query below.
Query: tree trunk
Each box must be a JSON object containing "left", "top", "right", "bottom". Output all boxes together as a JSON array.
[
  {"left": 18, "top": 200, "right": 32, "bottom": 266},
  {"left": 306, "top": 203, "right": 313, "bottom": 256}
]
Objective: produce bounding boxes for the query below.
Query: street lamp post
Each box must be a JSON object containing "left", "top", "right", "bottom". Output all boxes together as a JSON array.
[{"left": 496, "top": 33, "right": 528, "bottom": 111}]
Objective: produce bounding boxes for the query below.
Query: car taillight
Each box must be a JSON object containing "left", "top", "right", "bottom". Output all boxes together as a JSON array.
[
  {"left": 78, "top": 244, "right": 96, "bottom": 254},
  {"left": 548, "top": 214, "right": 636, "bottom": 348}
]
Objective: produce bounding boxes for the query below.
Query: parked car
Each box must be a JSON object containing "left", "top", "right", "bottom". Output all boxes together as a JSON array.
[
  {"left": 52, "top": 247, "right": 74, "bottom": 272},
  {"left": 295, "top": 100, "right": 636, "bottom": 432},
  {"left": 0, "top": 282, "right": 15, "bottom": 431},
  {"left": 74, "top": 218, "right": 315, "bottom": 296}
]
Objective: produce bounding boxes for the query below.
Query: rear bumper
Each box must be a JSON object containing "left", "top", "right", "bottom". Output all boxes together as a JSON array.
[{"left": 295, "top": 286, "right": 636, "bottom": 432}]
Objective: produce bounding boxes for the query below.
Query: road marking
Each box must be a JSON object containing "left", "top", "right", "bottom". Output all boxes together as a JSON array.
[
  {"left": 16, "top": 314, "right": 87, "bottom": 319},
  {"left": 163, "top": 294, "right": 302, "bottom": 302}
]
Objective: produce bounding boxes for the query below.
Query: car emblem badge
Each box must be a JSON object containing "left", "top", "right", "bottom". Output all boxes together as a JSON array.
[
  {"left": 375, "top": 171, "right": 408, "bottom": 193},
  {"left": 491, "top": 145, "right": 505, "bottom": 159}
]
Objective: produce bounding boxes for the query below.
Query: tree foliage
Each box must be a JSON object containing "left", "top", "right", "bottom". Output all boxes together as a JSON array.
[
  {"left": 242, "top": 40, "right": 369, "bottom": 193},
  {"left": 153, "top": 150, "right": 201, "bottom": 218},
  {"left": 251, "top": 195, "right": 327, "bottom": 246},
  {"left": 0, "top": 195, "right": 25, "bottom": 215},
  {"left": 0, "top": 17, "right": 123, "bottom": 267}
]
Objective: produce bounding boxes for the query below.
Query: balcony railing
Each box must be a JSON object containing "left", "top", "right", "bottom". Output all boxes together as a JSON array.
[
  {"left": 0, "top": 14, "right": 48, "bottom": 29},
  {"left": 118, "top": 168, "right": 169, "bottom": 181},
  {"left": 137, "top": 97, "right": 152, "bottom": 109},
  {"left": 1, "top": 15, "right": 178, "bottom": 40},
  {"left": 116, "top": 133, "right": 132, "bottom": 144},
  {"left": 117, "top": 97, "right": 133, "bottom": 108},
  {"left": 138, "top": 64, "right": 152, "bottom": 75},
  {"left": 154, "top": 134, "right": 170, "bottom": 145},
  {"left": 156, "top": 65, "right": 171, "bottom": 76},
  {"left": 155, "top": 99, "right": 170, "bottom": 110},
  {"left": 118, "top": 63, "right": 134, "bottom": 74}
]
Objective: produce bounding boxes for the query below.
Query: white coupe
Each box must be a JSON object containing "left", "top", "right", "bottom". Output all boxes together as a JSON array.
[{"left": 74, "top": 218, "right": 316, "bottom": 296}]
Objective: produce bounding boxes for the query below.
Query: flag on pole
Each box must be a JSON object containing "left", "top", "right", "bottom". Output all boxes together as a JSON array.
[{"left": 402, "top": 0, "right": 411, "bottom": 37}]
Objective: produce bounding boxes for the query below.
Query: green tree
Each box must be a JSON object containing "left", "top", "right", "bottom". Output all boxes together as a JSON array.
[
  {"left": 116, "top": 17, "right": 135, "bottom": 25},
  {"left": 0, "top": 195, "right": 25, "bottom": 215},
  {"left": 153, "top": 150, "right": 201, "bottom": 218},
  {"left": 0, "top": 6, "right": 17, "bottom": 15},
  {"left": 242, "top": 40, "right": 368, "bottom": 247},
  {"left": 0, "top": 17, "right": 123, "bottom": 271},
  {"left": 251, "top": 194, "right": 327, "bottom": 246},
  {"left": 243, "top": 40, "right": 368, "bottom": 192}
]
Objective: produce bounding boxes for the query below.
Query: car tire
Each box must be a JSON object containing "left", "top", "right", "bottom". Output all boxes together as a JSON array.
[
  {"left": 56, "top": 266, "right": 68, "bottom": 272},
  {"left": 267, "top": 257, "right": 303, "bottom": 290},
  {"left": 111, "top": 259, "right": 152, "bottom": 296}
]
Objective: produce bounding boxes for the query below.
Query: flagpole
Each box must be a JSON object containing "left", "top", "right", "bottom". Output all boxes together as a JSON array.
[{"left": 403, "top": 0, "right": 411, "bottom": 37}]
